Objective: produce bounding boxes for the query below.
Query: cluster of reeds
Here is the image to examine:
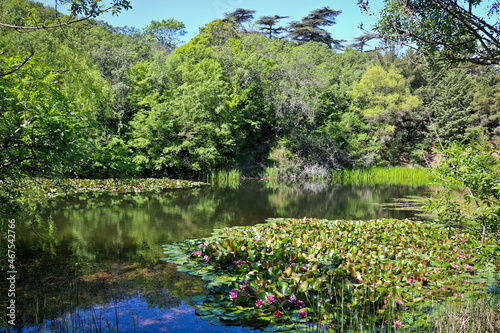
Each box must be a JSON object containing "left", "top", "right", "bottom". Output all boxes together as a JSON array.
[{"left": 332, "top": 167, "right": 435, "bottom": 186}]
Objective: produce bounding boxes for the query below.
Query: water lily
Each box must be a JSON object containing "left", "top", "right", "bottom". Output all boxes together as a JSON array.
[
  {"left": 298, "top": 310, "right": 307, "bottom": 318},
  {"left": 297, "top": 300, "right": 305, "bottom": 308},
  {"left": 289, "top": 295, "right": 297, "bottom": 303},
  {"left": 204, "top": 255, "right": 209, "bottom": 261},
  {"left": 267, "top": 295, "right": 275, "bottom": 304},
  {"left": 274, "top": 311, "right": 282, "bottom": 318},
  {"left": 230, "top": 292, "right": 238, "bottom": 299},
  {"left": 255, "top": 300, "right": 263, "bottom": 307},
  {"left": 394, "top": 320, "right": 402, "bottom": 329},
  {"left": 465, "top": 263, "right": 473, "bottom": 269},
  {"left": 198, "top": 244, "right": 204, "bottom": 249},
  {"left": 396, "top": 300, "right": 403, "bottom": 306},
  {"left": 407, "top": 278, "right": 414, "bottom": 284}
]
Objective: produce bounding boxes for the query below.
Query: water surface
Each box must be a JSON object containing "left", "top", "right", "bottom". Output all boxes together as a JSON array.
[{"left": 3, "top": 180, "right": 431, "bottom": 332}]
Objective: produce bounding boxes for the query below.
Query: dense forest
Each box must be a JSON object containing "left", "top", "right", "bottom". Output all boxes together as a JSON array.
[{"left": 1, "top": 0, "right": 499, "bottom": 180}]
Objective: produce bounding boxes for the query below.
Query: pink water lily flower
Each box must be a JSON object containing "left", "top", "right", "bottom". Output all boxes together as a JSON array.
[
  {"left": 204, "top": 255, "right": 209, "bottom": 261},
  {"left": 274, "top": 311, "right": 282, "bottom": 318},
  {"left": 230, "top": 292, "right": 238, "bottom": 299},
  {"left": 298, "top": 310, "right": 307, "bottom": 318},
  {"left": 255, "top": 299, "right": 263, "bottom": 307},
  {"left": 297, "top": 300, "right": 305, "bottom": 308},
  {"left": 198, "top": 244, "right": 204, "bottom": 249},
  {"left": 396, "top": 300, "right": 403, "bottom": 306},
  {"left": 289, "top": 295, "right": 297, "bottom": 303},
  {"left": 407, "top": 278, "right": 414, "bottom": 284},
  {"left": 465, "top": 264, "right": 473, "bottom": 269},
  {"left": 266, "top": 295, "right": 275, "bottom": 304},
  {"left": 394, "top": 320, "right": 402, "bottom": 328}
]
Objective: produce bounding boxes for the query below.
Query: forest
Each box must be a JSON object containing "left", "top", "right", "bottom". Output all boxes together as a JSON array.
[{"left": 1, "top": 0, "right": 499, "bottom": 182}]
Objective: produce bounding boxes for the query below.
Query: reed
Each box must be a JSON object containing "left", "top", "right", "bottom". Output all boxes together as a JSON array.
[
  {"left": 206, "top": 169, "right": 241, "bottom": 188},
  {"left": 332, "top": 167, "right": 435, "bottom": 186}
]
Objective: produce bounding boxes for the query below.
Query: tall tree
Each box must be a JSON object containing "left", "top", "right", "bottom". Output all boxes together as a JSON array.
[
  {"left": 223, "top": 8, "right": 255, "bottom": 31},
  {"left": 286, "top": 7, "right": 344, "bottom": 49},
  {"left": 359, "top": 0, "right": 500, "bottom": 65},
  {"left": 144, "top": 19, "right": 186, "bottom": 51},
  {"left": 255, "top": 15, "right": 289, "bottom": 39},
  {"left": 350, "top": 32, "right": 379, "bottom": 52}
]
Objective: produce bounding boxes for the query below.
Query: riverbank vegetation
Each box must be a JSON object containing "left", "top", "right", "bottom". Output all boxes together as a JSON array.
[{"left": 1, "top": 0, "right": 499, "bottom": 183}]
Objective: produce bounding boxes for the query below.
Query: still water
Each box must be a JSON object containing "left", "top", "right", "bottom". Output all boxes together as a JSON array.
[{"left": 3, "top": 180, "right": 431, "bottom": 332}]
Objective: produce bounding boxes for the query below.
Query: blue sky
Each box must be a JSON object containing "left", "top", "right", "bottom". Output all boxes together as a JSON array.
[{"left": 41, "top": 0, "right": 385, "bottom": 46}]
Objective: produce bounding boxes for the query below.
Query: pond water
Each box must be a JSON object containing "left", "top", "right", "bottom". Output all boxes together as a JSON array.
[{"left": 2, "top": 180, "right": 432, "bottom": 332}]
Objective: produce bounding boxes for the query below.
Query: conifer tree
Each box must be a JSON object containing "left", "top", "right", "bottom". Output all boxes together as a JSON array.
[
  {"left": 255, "top": 15, "right": 289, "bottom": 39},
  {"left": 286, "top": 7, "right": 343, "bottom": 49}
]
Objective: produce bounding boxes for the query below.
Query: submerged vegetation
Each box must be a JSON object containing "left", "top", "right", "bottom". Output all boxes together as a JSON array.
[{"left": 163, "top": 218, "right": 500, "bottom": 332}]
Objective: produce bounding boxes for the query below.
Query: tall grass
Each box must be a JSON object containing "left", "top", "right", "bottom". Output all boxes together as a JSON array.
[
  {"left": 206, "top": 169, "right": 241, "bottom": 188},
  {"left": 332, "top": 167, "right": 435, "bottom": 186}
]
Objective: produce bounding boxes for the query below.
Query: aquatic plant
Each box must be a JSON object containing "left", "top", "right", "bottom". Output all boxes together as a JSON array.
[
  {"left": 332, "top": 167, "right": 435, "bottom": 186},
  {"left": 162, "top": 218, "right": 499, "bottom": 331},
  {"left": 0, "top": 177, "right": 205, "bottom": 199}
]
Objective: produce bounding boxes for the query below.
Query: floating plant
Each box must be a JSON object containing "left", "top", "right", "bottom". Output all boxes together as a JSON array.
[{"left": 162, "top": 218, "right": 499, "bottom": 331}]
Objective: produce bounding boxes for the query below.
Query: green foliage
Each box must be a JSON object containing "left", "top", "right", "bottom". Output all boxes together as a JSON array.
[
  {"left": 419, "top": 67, "right": 475, "bottom": 144},
  {"left": 163, "top": 217, "right": 498, "bottom": 331},
  {"left": 0, "top": 51, "right": 89, "bottom": 177},
  {"left": 349, "top": 65, "right": 422, "bottom": 164},
  {"left": 144, "top": 19, "right": 186, "bottom": 50},
  {"left": 370, "top": 0, "right": 500, "bottom": 65},
  {"left": 470, "top": 70, "right": 500, "bottom": 137},
  {"left": 425, "top": 132, "right": 500, "bottom": 239},
  {"left": 286, "top": 7, "right": 343, "bottom": 49}
]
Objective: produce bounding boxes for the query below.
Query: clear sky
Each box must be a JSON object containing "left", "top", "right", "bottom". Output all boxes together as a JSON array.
[{"left": 40, "top": 0, "right": 385, "bottom": 47}]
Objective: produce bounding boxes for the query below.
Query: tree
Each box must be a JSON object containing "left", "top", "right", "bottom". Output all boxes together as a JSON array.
[
  {"left": 0, "top": 52, "right": 89, "bottom": 177},
  {"left": 0, "top": 0, "right": 130, "bottom": 30},
  {"left": 419, "top": 67, "right": 475, "bottom": 144},
  {"left": 286, "top": 7, "right": 344, "bottom": 49},
  {"left": 350, "top": 65, "right": 422, "bottom": 163},
  {"left": 359, "top": 0, "right": 500, "bottom": 65},
  {"left": 255, "top": 15, "right": 289, "bottom": 39},
  {"left": 0, "top": 0, "right": 132, "bottom": 76},
  {"left": 350, "top": 32, "right": 379, "bottom": 52},
  {"left": 425, "top": 132, "right": 500, "bottom": 242},
  {"left": 144, "top": 19, "right": 186, "bottom": 51},
  {"left": 223, "top": 8, "right": 255, "bottom": 31}
]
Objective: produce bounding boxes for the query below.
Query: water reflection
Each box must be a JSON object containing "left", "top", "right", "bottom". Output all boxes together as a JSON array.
[
  {"left": 24, "top": 299, "right": 258, "bottom": 333},
  {"left": 3, "top": 180, "right": 431, "bottom": 332}
]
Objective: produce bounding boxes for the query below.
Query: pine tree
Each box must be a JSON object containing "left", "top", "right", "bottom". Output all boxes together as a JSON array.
[
  {"left": 255, "top": 15, "right": 289, "bottom": 39},
  {"left": 286, "top": 7, "right": 343, "bottom": 49}
]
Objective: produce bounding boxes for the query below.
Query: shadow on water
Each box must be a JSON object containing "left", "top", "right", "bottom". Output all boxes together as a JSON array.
[{"left": 1, "top": 180, "right": 431, "bottom": 332}]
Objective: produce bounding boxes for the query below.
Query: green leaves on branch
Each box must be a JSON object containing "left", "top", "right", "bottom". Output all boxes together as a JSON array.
[{"left": 425, "top": 131, "right": 500, "bottom": 239}]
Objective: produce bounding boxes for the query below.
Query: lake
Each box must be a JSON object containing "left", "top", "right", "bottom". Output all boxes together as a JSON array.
[{"left": 2, "top": 180, "right": 431, "bottom": 332}]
